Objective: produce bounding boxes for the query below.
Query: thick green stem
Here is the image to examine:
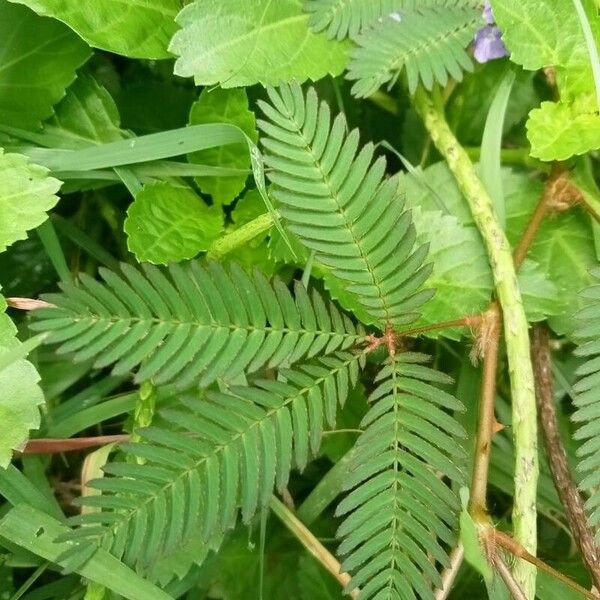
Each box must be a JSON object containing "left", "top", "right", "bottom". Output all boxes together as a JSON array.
[
  {"left": 413, "top": 88, "right": 538, "bottom": 599},
  {"left": 206, "top": 212, "right": 273, "bottom": 259}
]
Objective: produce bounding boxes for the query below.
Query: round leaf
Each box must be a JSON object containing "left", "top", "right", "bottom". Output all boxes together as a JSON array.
[{"left": 124, "top": 182, "right": 224, "bottom": 264}]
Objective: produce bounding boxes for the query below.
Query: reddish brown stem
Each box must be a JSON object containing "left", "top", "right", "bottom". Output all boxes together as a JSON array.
[
  {"left": 532, "top": 325, "right": 600, "bottom": 591},
  {"left": 512, "top": 193, "right": 552, "bottom": 270},
  {"left": 469, "top": 303, "right": 502, "bottom": 515},
  {"left": 513, "top": 166, "right": 582, "bottom": 269},
  {"left": 493, "top": 529, "right": 599, "bottom": 599},
  {"left": 490, "top": 552, "right": 528, "bottom": 600},
  {"left": 22, "top": 435, "right": 129, "bottom": 455},
  {"left": 396, "top": 314, "right": 484, "bottom": 338}
]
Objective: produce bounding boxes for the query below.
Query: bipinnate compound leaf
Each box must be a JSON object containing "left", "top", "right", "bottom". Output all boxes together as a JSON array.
[
  {"left": 170, "top": 0, "right": 350, "bottom": 87},
  {"left": 0, "top": 1, "right": 90, "bottom": 129},
  {"left": 0, "top": 505, "right": 171, "bottom": 599},
  {"left": 48, "top": 353, "right": 363, "bottom": 573},
  {"left": 8, "top": 0, "right": 180, "bottom": 59},
  {"left": 259, "top": 83, "right": 433, "bottom": 330},
  {"left": 0, "top": 150, "right": 62, "bottom": 253},
  {"left": 305, "top": 0, "right": 403, "bottom": 40},
  {"left": 346, "top": 5, "right": 479, "bottom": 97},
  {"left": 31, "top": 261, "right": 365, "bottom": 388},
  {"left": 124, "top": 182, "right": 224, "bottom": 264},
  {"left": 336, "top": 354, "right": 465, "bottom": 598},
  {"left": 188, "top": 88, "right": 257, "bottom": 205},
  {"left": 0, "top": 293, "right": 44, "bottom": 468},
  {"left": 572, "top": 270, "right": 600, "bottom": 541}
]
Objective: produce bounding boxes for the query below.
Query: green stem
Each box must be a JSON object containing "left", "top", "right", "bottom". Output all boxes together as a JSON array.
[
  {"left": 206, "top": 212, "right": 273, "bottom": 260},
  {"left": 270, "top": 496, "right": 359, "bottom": 598},
  {"left": 413, "top": 88, "right": 538, "bottom": 599},
  {"left": 296, "top": 448, "right": 354, "bottom": 525},
  {"left": 463, "top": 146, "right": 548, "bottom": 171}
]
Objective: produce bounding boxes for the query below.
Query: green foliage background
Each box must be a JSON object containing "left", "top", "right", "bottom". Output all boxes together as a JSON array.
[{"left": 0, "top": 0, "right": 599, "bottom": 599}]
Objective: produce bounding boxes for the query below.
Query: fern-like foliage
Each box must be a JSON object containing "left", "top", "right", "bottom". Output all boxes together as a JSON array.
[
  {"left": 30, "top": 261, "right": 364, "bottom": 387},
  {"left": 346, "top": 5, "right": 480, "bottom": 97},
  {"left": 336, "top": 353, "right": 465, "bottom": 599},
  {"left": 258, "top": 83, "right": 433, "bottom": 329},
  {"left": 58, "top": 352, "right": 363, "bottom": 572},
  {"left": 304, "top": 0, "right": 401, "bottom": 40},
  {"left": 572, "top": 268, "right": 600, "bottom": 537},
  {"left": 304, "top": 0, "right": 477, "bottom": 40}
]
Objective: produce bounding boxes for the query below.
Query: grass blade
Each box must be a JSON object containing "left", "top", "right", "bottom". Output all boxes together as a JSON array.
[{"left": 480, "top": 68, "right": 516, "bottom": 227}]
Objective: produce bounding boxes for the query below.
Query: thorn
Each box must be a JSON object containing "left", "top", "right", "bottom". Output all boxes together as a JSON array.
[{"left": 492, "top": 419, "right": 505, "bottom": 435}]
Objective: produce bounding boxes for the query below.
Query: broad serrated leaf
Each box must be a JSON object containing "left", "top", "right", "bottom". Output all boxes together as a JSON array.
[
  {"left": 0, "top": 150, "right": 62, "bottom": 253},
  {"left": 188, "top": 88, "right": 257, "bottom": 205},
  {"left": 8, "top": 0, "right": 180, "bottom": 59},
  {"left": 527, "top": 100, "right": 600, "bottom": 161},
  {"left": 43, "top": 73, "right": 127, "bottom": 147},
  {"left": 406, "top": 163, "right": 590, "bottom": 336},
  {"left": 490, "top": 0, "right": 592, "bottom": 74},
  {"left": 170, "top": 0, "right": 350, "bottom": 87},
  {"left": 0, "top": 293, "right": 44, "bottom": 468},
  {"left": 0, "top": 1, "right": 90, "bottom": 129},
  {"left": 491, "top": 0, "right": 600, "bottom": 161},
  {"left": 124, "top": 182, "right": 224, "bottom": 264},
  {"left": 406, "top": 193, "right": 562, "bottom": 337},
  {"left": 411, "top": 207, "right": 492, "bottom": 338}
]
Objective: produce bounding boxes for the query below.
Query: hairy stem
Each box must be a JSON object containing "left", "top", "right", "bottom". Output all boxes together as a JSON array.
[
  {"left": 532, "top": 326, "right": 600, "bottom": 590},
  {"left": 490, "top": 553, "right": 528, "bottom": 600},
  {"left": 493, "top": 529, "right": 599, "bottom": 600},
  {"left": 469, "top": 303, "right": 502, "bottom": 514},
  {"left": 270, "top": 496, "right": 358, "bottom": 598},
  {"left": 207, "top": 212, "right": 273, "bottom": 259},
  {"left": 396, "top": 314, "right": 483, "bottom": 338},
  {"left": 413, "top": 88, "right": 538, "bottom": 599}
]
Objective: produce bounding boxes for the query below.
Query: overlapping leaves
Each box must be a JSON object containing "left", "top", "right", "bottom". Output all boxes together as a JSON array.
[
  {"left": 170, "top": 0, "right": 349, "bottom": 87},
  {"left": 337, "top": 353, "right": 465, "bottom": 598},
  {"left": 31, "top": 261, "right": 365, "bottom": 387},
  {"left": 572, "top": 269, "right": 600, "bottom": 538},
  {"left": 346, "top": 4, "right": 480, "bottom": 96},
  {"left": 59, "top": 352, "right": 363, "bottom": 573},
  {"left": 259, "top": 82, "right": 433, "bottom": 329},
  {"left": 0, "top": 293, "right": 45, "bottom": 467}
]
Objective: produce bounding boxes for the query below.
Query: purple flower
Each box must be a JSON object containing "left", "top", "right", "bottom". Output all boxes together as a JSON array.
[
  {"left": 482, "top": 1, "right": 495, "bottom": 25},
  {"left": 473, "top": 26, "right": 509, "bottom": 62},
  {"left": 473, "top": 2, "right": 509, "bottom": 63}
]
